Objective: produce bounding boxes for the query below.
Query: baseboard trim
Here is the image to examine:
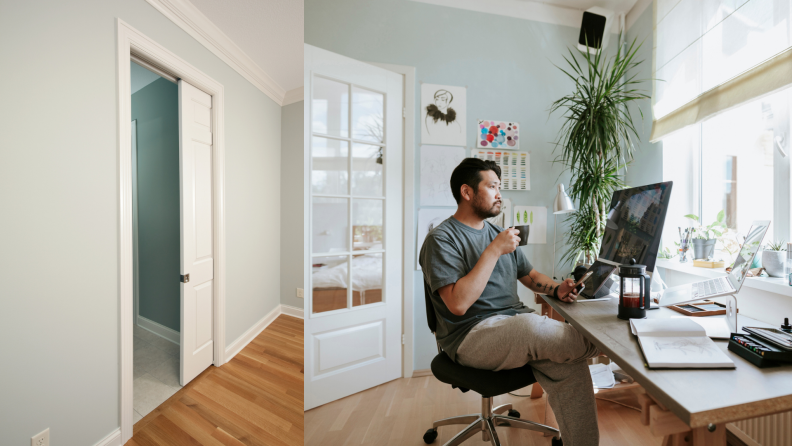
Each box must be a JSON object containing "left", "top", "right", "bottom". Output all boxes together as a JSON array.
[
  {"left": 225, "top": 304, "right": 282, "bottom": 362},
  {"left": 94, "top": 428, "right": 121, "bottom": 446},
  {"left": 412, "top": 369, "right": 433, "bottom": 377},
  {"left": 137, "top": 315, "right": 180, "bottom": 345},
  {"left": 281, "top": 304, "right": 304, "bottom": 319}
]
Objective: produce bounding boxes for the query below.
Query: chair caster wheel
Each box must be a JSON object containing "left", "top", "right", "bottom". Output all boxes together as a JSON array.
[
  {"left": 551, "top": 436, "right": 563, "bottom": 446},
  {"left": 507, "top": 409, "right": 520, "bottom": 418},
  {"left": 423, "top": 428, "right": 438, "bottom": 444}
]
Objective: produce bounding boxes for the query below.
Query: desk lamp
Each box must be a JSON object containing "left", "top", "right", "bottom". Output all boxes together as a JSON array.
[{"left": 552, "top": 184, "right": 576, "bottom": 280}]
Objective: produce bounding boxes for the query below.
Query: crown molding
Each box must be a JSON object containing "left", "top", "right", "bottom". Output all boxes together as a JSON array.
[
  {"left": 144, "top": 0, "right": 286, "bottom": 105},
  {"left": 282, "top": 87, "right": 304, "bottom": 106}
]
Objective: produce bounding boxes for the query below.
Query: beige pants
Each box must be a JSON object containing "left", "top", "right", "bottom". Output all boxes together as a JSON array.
[{"left": 456, "top": 313, "right": 600, "bottom": 446}]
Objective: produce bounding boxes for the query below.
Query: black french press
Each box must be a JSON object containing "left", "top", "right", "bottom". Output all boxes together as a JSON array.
[{"left": 617, "top": 259, "right": 650, "bottom": 320}]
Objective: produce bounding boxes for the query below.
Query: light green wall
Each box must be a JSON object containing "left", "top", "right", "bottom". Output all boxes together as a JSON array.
[
  {"left": 281, "top": 101, "right": 305, "bottom": 309},
  {"left": 306, "top": 0, "right": 655, "bottom": 371},
  {"left": 0, "top": 1, "right": 281, "bottom": 444},
  {"left": 132, "top": 76, "right": 181, "bottom": 332}
]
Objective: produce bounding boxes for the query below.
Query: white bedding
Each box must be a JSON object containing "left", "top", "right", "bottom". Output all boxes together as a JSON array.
[{"left": 312, "top": 253, "right": 382, "bottom": 291}]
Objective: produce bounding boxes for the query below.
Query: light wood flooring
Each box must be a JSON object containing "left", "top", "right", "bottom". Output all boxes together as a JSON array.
[
  {"left": 305, "top": 375, "right": 662, "bottom": 446},
  {"left": 126, "top": 315, "right": 303, "bottom": 446}
]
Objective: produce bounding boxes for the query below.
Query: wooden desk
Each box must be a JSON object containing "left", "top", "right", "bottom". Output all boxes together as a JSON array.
[{"left": 537, "top": 293, "right": 792, "bottom": 445}]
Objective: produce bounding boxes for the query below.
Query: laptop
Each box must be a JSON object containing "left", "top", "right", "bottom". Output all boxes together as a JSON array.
[{"left": 659, "top": 220, "right": 770, "bottom": 307}]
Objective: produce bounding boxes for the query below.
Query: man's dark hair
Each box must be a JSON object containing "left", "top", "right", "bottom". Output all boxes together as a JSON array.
[{"left": 449, "top": 158, "right": 501, "bottom": 204}]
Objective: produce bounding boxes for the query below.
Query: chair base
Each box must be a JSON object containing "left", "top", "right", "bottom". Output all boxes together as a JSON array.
[{"left": 425, "top": 398, "right": 561, "bottom": 446}]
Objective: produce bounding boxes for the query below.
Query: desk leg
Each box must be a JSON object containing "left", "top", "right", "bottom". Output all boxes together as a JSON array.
[{"left": 645, "top": 397, "right": 726, "bottom": 446}]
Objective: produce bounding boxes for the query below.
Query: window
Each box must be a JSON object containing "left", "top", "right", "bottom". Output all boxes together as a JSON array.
[{"left": 662, "top": 86, "right": 791, "bottom": 253}]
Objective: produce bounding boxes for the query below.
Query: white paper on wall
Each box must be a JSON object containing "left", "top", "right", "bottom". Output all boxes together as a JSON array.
[
  {"left": 416, "top": 208, "right": 456, "bottom": 270},
  {"left": 421, "top": 83, "right": 467, "bottom": 146},
  {"left": 420, "top": 145, "right": 466, "bottom": 206},
  {"left": 512, "top": 206, "right": 547, "bottom": 244},
  {"left": 472, "top": 149, "right": 530, "bottom": 191}
]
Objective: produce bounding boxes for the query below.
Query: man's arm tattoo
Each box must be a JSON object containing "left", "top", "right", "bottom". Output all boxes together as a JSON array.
[{"left": 525, "top": 275, "right": 558, "bottom": 294}]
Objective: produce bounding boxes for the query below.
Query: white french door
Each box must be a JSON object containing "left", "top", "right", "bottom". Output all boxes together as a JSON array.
[
  {"left": 305, "top": 44, "right": 403, "bottom": 410},
  {"left": 178, "top": 79, "right": 215, "bottom": 386}
]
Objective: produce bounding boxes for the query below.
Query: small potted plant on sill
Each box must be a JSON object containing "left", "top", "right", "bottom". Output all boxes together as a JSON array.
[
  {"left": 684, "top": 211, "right": 726, "bottom": 260},
  {"left": 762, "top": 240, "right": 787, "bottom": 277}
]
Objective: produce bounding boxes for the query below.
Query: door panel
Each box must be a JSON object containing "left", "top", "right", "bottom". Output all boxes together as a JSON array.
[
  {"left": 305, "top": 44, "right": 403, "bottom": 409},
  {"left": 179, "top": 80, "right": 214, "bottom": 386}
]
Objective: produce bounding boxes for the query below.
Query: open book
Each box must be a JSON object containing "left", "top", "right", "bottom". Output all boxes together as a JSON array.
[{"left": 630, "top": 318, "right": 735, "bottom": 369}]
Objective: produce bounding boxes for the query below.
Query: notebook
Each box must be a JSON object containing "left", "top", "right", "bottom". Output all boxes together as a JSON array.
[{"left": 630, "top": 318, "right": 735, "bottom": 369}]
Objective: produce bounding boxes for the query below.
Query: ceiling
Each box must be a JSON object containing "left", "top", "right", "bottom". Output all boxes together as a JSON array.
[
  {"left": 537, "top": 0, "right": 639, "bottom": 14},
  {"left": 189, "top": 0, "right": 303, "bottom": 94},
  {"left": 411, "top": 0, "right": 648, "bottom": 30}
]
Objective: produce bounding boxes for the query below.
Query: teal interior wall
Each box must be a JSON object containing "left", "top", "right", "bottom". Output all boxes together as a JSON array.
[
  {"left": 0, "top": 1, "right": 282, "bottom": 444},
  {"left": 305, "top": 0, "right": 656, "bottom": 371},
  {"left": 132, "top": 76, "right": 180, "bottom": 332}
]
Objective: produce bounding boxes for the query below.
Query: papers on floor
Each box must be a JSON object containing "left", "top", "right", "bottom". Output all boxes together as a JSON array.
[
  {"left": 589, "top": 363, "right": 616, "bottom": 389},
  {"left": 630, "top": 318, "right": 735, "bottom": 369}
]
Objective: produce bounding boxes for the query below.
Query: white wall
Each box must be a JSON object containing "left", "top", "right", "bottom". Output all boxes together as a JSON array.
[
  {"left": 0, "top": 1, "right": 281, "bottom": 444},
  {"left": 281, "top": 100, "right": 305, "bottom": 309}
]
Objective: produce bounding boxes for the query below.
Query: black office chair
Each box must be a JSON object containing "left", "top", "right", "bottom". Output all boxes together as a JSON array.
[{"left": 422, "top": 282, "right": 562, "bottom": 446}]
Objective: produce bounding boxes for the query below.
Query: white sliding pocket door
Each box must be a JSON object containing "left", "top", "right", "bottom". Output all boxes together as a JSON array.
[{"left": 178, "top": 80, "right": 214, "bottom": 386}]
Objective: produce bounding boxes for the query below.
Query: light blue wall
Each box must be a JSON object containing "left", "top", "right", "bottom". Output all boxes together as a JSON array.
[
  {"left": 625, "top": 6, "right": 661, "bottom": 188},
  {"left": 132, "top": 76, "right": 181, "bottom": 332},
  {"left": 0, "top": 1, "right": 281, "bottom": 444},
  {"left": 281, "top": 101, "right": 305, "bottom": 309},
  {"left": 306, "top": 0, "right": 653, "bottom": 371}
]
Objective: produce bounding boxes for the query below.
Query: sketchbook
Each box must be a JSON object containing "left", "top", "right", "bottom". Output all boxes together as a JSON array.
[{"left": 630, "top": 318, "right": 735, "bottom": 369}]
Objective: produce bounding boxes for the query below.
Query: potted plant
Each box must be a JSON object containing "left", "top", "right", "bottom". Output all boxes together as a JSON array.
[
  {"left": 762, "top": 240, "right": 786, "bottom": 277},
  {"left": 550, "top": 37, "right": 649, "bottom": 266},
  {"left": 684, "top": 211, "right": 726, "bottom": 260}
]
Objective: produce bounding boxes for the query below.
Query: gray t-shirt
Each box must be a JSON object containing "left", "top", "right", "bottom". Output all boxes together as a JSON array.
[{"left": 419, "top": 216, "right": 534, "bottom": 362}]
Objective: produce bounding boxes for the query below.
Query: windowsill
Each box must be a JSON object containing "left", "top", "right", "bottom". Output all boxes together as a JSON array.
[{"left": 655, "top": 258, "right": 792, "bottom": 298}]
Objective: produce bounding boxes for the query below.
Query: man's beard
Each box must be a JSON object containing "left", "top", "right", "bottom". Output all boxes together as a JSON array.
[{"left": 471, "top": 193, "right": 501, "bottom": 219}]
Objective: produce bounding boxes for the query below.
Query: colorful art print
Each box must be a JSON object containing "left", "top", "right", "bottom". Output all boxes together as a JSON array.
[{"left": 477, "top": 120, "right": 519, "bottom": 149}]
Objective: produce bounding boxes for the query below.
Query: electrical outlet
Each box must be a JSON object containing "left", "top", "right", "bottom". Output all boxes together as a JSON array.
[
  {"left": 32, "top": 428, "right": 49, "bottom": 446},
  {"left": 296, "top": 288, "right": 304, "bottom": 298}
]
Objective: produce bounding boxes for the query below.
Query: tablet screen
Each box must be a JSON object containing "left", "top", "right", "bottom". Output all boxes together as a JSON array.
[{"left": 580, "top": 261, "right": 617, "bottom": 298}]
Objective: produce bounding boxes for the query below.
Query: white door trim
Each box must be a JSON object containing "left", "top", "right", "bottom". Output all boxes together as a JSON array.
[
  {"left": 117, "top": 19, "right": 226, "bottom": 444},
  {"left": 368, "top": 62, "right": 416, "bottom": 379}
]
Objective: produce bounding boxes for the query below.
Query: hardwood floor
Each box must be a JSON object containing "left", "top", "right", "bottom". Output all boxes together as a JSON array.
[
  {"left": 305, "top": 375, "right": 662, "bottom": 446},
  {"left": 126, "top": 315, "right": 303, "bottom": 446}
]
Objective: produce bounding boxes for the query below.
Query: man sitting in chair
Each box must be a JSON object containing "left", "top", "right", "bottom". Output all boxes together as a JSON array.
[{"left": 420, "top": 158, "right": 600, "bottom": 446}]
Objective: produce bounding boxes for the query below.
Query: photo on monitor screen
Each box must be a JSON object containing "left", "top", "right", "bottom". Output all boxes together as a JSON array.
[{"left": 598, "top": 182, "right": 673, "bottom": 272}]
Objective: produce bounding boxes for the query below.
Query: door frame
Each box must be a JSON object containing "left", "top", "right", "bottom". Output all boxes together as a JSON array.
[
  {"left": 116, "top": 19, "right": 227, "bottom": 443},
  {"left": 368, "top": 62, "right": 416, "bottom": 379}
]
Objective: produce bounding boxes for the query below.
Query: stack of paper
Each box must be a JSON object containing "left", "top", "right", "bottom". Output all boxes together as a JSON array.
[{"left": 589, "top": 363, "right": 616, "bottom": 389}]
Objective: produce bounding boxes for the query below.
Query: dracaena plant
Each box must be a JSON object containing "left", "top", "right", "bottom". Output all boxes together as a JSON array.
[{"left": 550, "top": 36, "right": 649, "bottom": 265}]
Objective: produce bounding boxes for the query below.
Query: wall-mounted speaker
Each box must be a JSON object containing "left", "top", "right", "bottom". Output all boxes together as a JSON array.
[{"left": 577, "top": 7, "right": 615, "bottom": 54}]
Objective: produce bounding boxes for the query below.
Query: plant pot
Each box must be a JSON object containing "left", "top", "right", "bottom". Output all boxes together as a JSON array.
[
  {"left": 692, "top": 239, "right": 717, "bottom": 260},
  {"left": 762, "top": 250, "right": 786, "bottom": 277}
]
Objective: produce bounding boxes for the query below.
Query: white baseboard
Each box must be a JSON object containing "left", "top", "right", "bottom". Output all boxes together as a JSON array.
[
  {"left": 281, "top": 304, "right": 304, "bottom": 319},
  {"left": 137, "top": 315, "right": 180, "bottom": 345},
  {"left": 94, "top": 428, "right": 121, "bottom": 446},
  {"left": 225, "top": 304, "right": 282, "bottom": 362},
  {"left": 412, "top": 369, "right": 433, "bottom": 377}
]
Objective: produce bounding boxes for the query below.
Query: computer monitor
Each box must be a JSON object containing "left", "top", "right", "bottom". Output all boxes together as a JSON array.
[{"left": 597, "top": 182, "right": 673, "bottom": 272}]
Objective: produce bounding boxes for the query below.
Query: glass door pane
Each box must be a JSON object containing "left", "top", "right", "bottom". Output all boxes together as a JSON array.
[
  {"left": 312, "top": 137, "right": 349, "bottom": 195},
  {"left": 312, "top": 255, "right": 350, "bottom": 313},
  {"left": 351, "top": 143, "right": 383, "bottom": 196},
  {"left": 312, "top": 77, "right": 349, "bottom": 138},
  {"left": 312, "top": 197, "right": 349, "bottom": 254},
  {"left": 352, "top": 252, "right": 383, "bottom": 308}
]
